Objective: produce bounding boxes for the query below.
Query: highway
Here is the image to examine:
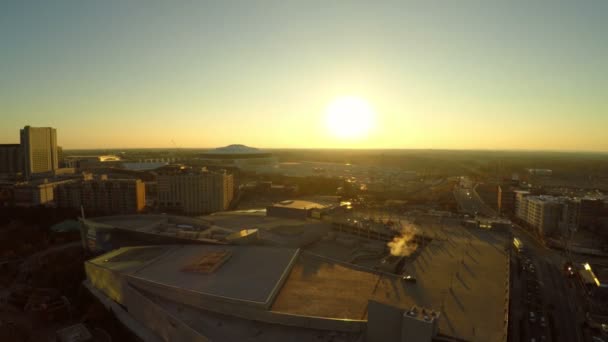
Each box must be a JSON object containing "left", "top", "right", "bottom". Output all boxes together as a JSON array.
[
  {"left": 453, "top": 178, "right": 496, "bottom": 218},
  {"left": 452, "top": 178, "right": 584, "bottom": 342}
]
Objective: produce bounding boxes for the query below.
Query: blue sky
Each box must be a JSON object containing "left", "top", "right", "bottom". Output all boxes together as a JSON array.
[{"left": 1, "top": 1, "right": 607, "bottom": 150}]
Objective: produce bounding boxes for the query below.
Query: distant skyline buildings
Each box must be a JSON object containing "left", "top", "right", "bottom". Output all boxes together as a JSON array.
[
  {"left": 0, "top": 125, "right": 60, "bottom": 178},
  {"left": 20, "top": 126, "right": 58, "bottom": 178}
]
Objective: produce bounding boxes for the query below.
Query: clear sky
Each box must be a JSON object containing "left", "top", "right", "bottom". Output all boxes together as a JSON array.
[{"left": 1, "top": 1, "right": 607, "bottom": 150}]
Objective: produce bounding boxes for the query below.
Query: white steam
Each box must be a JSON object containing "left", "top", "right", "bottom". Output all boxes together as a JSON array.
[{"left": 387, "top": 223, "right": 419, "bottom": 256}]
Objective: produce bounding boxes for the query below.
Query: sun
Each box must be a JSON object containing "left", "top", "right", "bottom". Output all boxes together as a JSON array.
[{"left": 325, "top": 96, "right": 376, "bottom": 139}]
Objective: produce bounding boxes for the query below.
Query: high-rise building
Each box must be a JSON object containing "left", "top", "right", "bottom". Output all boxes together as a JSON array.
[
  {"left": 497, "top": 185, "right": 516, "bottom": 216},
  {"left": 157, "top": 165, "right": 234, "bottom": 215},
  {"left": 0, "top": 144, "right": 22, "bottom": 174},
  {"left": 55, "top": 175, "right": 146, "bottom": 214},
  {"left": 20, "top": 126, "right": 58, "bottom": 178}
]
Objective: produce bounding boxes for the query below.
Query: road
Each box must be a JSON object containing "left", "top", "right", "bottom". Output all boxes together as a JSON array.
[
  {"left": 452, "top": 177, "right": 584, "bottom": 342},
  {"left": 453, "top": 178, "right": 496, "bottom": 218},
  {"left": 511, "top": 225, "right": 584, "bottom": 342}
]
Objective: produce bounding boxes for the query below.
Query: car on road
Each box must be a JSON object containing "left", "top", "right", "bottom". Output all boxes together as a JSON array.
[
  {"left": 563, "top": 261, "right": 576, "bottom": 277},
  {"left": 401, "top": 275, "right": 416, "bottom": 283},
  {"left": 539, "top": 315, "right": 547, "bottom": 327},
  {"left": 529, "top": 311, "right": 536, "bottom": 323}
]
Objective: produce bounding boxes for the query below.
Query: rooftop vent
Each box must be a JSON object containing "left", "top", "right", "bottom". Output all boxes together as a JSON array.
[
  {"left": 181, "top": 250, "right": 231, "bottom": 274},
  {"left": 405, "top": 306, "right": 439, "bottom": 322}
]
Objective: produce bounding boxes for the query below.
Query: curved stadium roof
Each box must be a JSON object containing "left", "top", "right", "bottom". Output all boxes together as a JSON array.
[{"left": 200, "top": 144, "right": 272, "bottom": 159}]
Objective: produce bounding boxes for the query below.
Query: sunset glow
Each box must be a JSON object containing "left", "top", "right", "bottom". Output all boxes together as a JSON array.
[{"left": 325, "top": 96, "right": 376, "bottom": 140}]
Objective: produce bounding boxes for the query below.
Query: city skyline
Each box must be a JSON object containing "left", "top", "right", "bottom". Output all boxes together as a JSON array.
[{"left": 1, "top": 1, "right": 607, "bottom": 151}]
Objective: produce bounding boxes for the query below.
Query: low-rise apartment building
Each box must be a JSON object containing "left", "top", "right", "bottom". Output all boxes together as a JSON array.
[{"left": 55, "top": 175, "right": 145, "bottom": 214}]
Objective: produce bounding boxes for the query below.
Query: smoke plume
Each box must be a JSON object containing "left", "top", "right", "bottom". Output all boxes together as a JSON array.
[{"left": 387, "top": 223, "right": 419, "bottom": 256}]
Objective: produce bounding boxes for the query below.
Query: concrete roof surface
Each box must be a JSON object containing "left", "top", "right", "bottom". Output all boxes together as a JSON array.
[
  {"left": 130, "top": 245, "right": 299, "bottom": 305},
  {"left": 273, "top": 218, "right": 509, "bottom": 342},
  {"left": 85, "top": 216, "right": 509, "bottom": 342}
]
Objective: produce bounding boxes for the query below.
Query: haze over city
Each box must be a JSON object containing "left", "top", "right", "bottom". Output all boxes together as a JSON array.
[{"left": 1, "top": 1, "right": 607, "bottom": 151}]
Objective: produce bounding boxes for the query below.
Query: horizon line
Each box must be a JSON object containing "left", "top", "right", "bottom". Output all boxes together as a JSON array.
[{"left": 60, "top": 146, "right": 608, "bottom": 154}]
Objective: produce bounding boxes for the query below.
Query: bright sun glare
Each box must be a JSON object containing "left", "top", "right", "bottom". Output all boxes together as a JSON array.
[{"left": 325, "top": 96, "right": 376, "bottom": 139}]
